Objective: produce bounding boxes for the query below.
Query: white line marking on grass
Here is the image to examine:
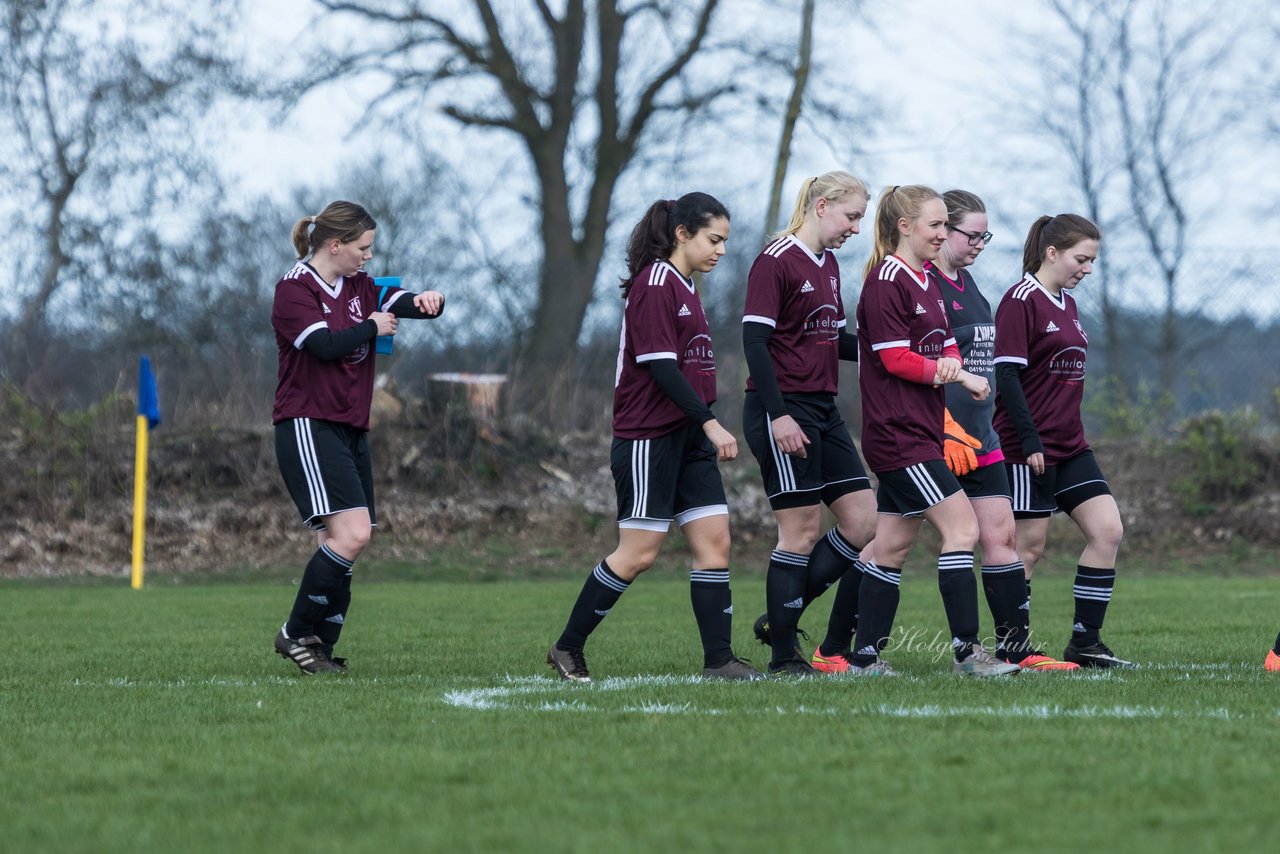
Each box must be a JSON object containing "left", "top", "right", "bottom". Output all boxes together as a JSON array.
[{"left": 440, "top": 680, "right": 1244, "bottom": 721}]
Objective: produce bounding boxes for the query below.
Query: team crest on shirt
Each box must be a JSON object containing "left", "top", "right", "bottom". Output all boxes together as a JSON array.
[
  {"left": 937, "top": 300, "right": 945, "bottom": 314},
  {"left": 348, "top": 296, "right": 364, "bottom": 321},
  {"left": 1073, "top": 318, "right": 1088, "bottom": 342},
  {"left": 830, "top": 277, "right": 839, "bottom": 294}
]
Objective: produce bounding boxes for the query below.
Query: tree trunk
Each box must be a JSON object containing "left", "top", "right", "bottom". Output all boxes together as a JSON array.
[{"left": 764, "top": 0, "right": 815, "bottom": 236}]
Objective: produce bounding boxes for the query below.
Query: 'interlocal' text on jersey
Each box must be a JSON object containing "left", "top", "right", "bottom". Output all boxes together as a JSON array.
[
  {"left": 857, "top": 255, "right": 958, "bottom": 473},
  {"left": 742, "top": 234, "right": 846, "bottom": 395},
  {"left": 992, "top": 273, "right": 1091, "bottom": 464},
  {"left": 271, "top": 262, "right": 408, "bottom": 431},
  {"left": 613, "top": 261, "right": 717, "bottom": 440}
]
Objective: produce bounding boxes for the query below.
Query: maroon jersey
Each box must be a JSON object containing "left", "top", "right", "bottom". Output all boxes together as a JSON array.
[
  {"left": 742, "top": 234, "right": 846, "bottom": 395},
  {"left": 271, "top": 262, "right": 407, "bottom": 431},
  {"left": 992, "top": 273, "right": 1090, "bottom": 463},
  {"left": 856, "top": 256, "right": 957, "bottom": 472},
  {"left": 613, "top": 261, "right": 717, "bottom": 439}
]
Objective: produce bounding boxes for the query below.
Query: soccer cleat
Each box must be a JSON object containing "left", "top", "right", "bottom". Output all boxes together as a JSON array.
[
  {"left": 847, "top": 657, "right": 900, "bottom": 677},
  {"left": 767, "top": 657, "right": 819, "bottom": 678},
  {"left": 811, "top": 645, "right": 857, "bottom": 674},
  {"left": 1010, "top": 651, "right": 1079, "bottom": 671},
  {"left": 752, "top": 613, "right": 810, "bottom": 659},
  {"left": 953, "top": 643, "right": 1021, "bottom": 677},
  {"left": 546, "top": 644, "right": 591, "bottom": 682},
  {"left": 1063, "top": 639, "right": 1136, "bottom": 669},
  {"left": 274, "top": 630, "right": 343, "bottom": 674},
  {"left": 702, "top": 657, "right": 765, "bottom": 681},
  {"left": 1265, "top": 649, "right": 1280, "bottom": 672}
]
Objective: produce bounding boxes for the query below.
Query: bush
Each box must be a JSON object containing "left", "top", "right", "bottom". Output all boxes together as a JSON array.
[{"left": 1169, "top": 408, "right": 1271, "bottom": 515}]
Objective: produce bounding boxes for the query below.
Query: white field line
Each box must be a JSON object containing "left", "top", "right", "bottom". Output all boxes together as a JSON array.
[{"left": 439, "top": 674, "right": 1252, "bottom": 720}]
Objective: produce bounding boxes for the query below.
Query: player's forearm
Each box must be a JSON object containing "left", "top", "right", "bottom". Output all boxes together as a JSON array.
[
  {"left": 995, "top": 362, "right": 1044, "bottom": 456},
  {"left": 302, "top": 320, "right": 377, "bottom": 360}
]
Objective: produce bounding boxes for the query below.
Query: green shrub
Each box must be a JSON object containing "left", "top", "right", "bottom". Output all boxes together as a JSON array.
[{"left": 1169, "top": 408, "right": 1267, "bottom": 515}]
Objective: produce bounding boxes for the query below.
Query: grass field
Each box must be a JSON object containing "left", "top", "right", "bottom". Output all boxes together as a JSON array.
[{"left": 4, "top": 565, "right": 1278, "bottom": 852}]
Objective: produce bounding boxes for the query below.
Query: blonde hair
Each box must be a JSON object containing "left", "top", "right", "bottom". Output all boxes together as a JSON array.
[
  {"left": 291, "top": 200, "right": 377, "bottom": 260},
  {"left": 863, "top": 184, "right": 942, "bottom": 278},
  {"left": 775, "top": 170, "right": 869, "bottom": 239}
]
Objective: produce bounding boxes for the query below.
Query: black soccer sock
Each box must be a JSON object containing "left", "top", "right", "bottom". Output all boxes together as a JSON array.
[
  {"left": 981, "top": 561, "right": 1027, "bottom": 658},
  {"left": 766, "top": 549, "right": 809, "bottom": 665},
  {"left": 286, "top": 543, "right": 352, "bottom": 639},
  {"left": 690, "top": 569, "right": 734, "bottom": 668},
  {"left": 820, "top": 559, "right": 866, "bottom": 655},
  {"left": 1071, "top": 564, "right": 1116, "bottom": 644},
  {"left": 850, "top": 562, "right": 901, "bottom": 665},
  {"left": 556, "top": 559, "right": 630, "bottom": 650},
  {"left": 938, "top": 551, "right": 980, "bottom": 660},
  {"left": 315, "top": 569, "right": 353, "bottom": 656},
  {"left": 803, "top": 528, "right": 860, "bottom": 612},
  {"left": 1274, "top": 632, "right": 1280, "bottom": 656}
]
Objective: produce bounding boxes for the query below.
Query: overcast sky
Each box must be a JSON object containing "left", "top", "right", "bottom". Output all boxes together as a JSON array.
[{"left": 225, "top": 0, "right": 1278, "bottom": 317}]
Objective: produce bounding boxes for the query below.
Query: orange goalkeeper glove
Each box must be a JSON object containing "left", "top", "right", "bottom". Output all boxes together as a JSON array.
[{"left": 943, "top": 408, "right": 982, "bottom": 476}]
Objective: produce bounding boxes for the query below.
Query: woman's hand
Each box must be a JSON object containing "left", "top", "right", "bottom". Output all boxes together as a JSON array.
[
  {"left": 414, "top": 291, "right": 445, "bottom": 317},
  {"left": 771, "top": 414, "right": 810, "bottom": 459},
  {"left": 933, "top": 357, "right": 963, "bottom": 384},
  {"left": 370, "top": 311, "right": 398, "bottom": 336},
  {"left": 702, "top": 419, "right": 738, "bottom": 462},
  {"left": 958, "top": 370, "right": 990, "bottom": 401}
]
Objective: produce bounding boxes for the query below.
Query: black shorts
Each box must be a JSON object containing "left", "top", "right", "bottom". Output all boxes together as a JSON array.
[
  {"left": 1006, "top": 450, "right": 1112, "bottom": 519},
  {"left": 611, "top": 423, "right": 728, "bottom": 533},
  {"left": 275, "top": 418, "right": 376, "bottom": 531},
  {"left": 875, "top": 460, "right": 963, "bottom": 517},
  {"left": 957, "top": 460, "right": 1012, "bottom": 501},
  {"left": 743, "top": 391, "right": 871, "bottom": 511}
]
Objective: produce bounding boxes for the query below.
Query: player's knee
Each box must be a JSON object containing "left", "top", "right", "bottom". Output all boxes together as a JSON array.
[
  {"left": 1093, "top": 517, "right": 1124, "bottom": 552},
  {"left": 944, "top": 518, "right": 980, "bottom": 552}
]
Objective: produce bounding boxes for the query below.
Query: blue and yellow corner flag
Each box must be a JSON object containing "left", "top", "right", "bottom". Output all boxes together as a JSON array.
[
  {"left": 138, "top": 356, "right": 161, "bottom": 428},
  {"left": 132, "top": 356, "right": 160, "bottom": 588}
]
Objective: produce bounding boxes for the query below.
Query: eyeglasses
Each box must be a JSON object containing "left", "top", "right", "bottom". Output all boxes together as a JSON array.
[{"left": 948, "top": 225, "right": 993, "bottom": 246}]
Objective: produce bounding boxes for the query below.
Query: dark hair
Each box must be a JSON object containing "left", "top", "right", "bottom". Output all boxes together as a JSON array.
[
  {"left": 291, "top": 200, "right": 378, "bottom": 260},
  {"left": 1022, "top": 214, "right": 1101, "bottom": 274},
  {"left": 620, "top": 192, "right": 730, "bottom": 297},
  {"left": 941, "top": 189, "right": 986, "bottom": 227}
]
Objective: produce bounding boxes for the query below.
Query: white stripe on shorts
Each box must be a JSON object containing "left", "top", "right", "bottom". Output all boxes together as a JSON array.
[
  {"left": 294, "top": 418, "right": 330, "bottom": 518},
  {"left": 906, "top": 463, "right": 945, "bottom": 507},
  {"left": 1009, "top": 463, "right": 1033, "bottom": 512},
  {"left": 631, "top": 439, "right": 650, "bottom": 520},
  {"left": 766, "top": 413, "right": 797, "bottom": 494}
]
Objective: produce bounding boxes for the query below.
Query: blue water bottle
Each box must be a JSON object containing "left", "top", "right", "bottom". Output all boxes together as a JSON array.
[{"left": 372, "top": 276, "right": 399, "bottom": 356}]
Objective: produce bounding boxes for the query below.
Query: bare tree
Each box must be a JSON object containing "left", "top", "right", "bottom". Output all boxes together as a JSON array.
[
  {"left": 306, "top": 0, "right": 757, "bottom": 417},
  {"left": 0, "top": 0, "right": 240, "bottom": 388},
  {"left": 764, "top": 0, "right": 816, "bottom": 237},
  {"left": 1110, "top": 1, "right": 1245, "bottom": 399}
]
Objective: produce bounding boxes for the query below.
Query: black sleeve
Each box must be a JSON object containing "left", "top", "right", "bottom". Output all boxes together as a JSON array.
[
  {"left": 839, "top": 328, "right": 859, "bottom": 362},
  {"left": 387, "top": 292, "right": 441, "bottom": 319},
  {"left": 743, "top": 321, "right": 789, "bottom": 420},
  {"left": 302, "top": 320, "right": 377, "bottom": 360},
  {"left": 647, "top": 359, "right": 715, "bottom": 425},
  {"left": 995, "top": 362, "right": 1044, "bottom": 457}
]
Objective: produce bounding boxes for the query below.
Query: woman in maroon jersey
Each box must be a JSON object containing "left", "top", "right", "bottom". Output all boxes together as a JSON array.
[
  {"left": 932, "top": 191, "right": 1078, "bottom": 672},
  {"left": 546, "top": 192, "right": 761, "bottom": 683},
  {"left": 270, "top": 200, "right": 444, "bottom": 674},
  {"left": 740, "top": 171, "right": 879, "bottom": 677},
  {"left": 850, "top": 184, "right": 1017, "bottom": 677},
  {"left": 993, "top": 214, "right": 1133, "bottom": 668}
]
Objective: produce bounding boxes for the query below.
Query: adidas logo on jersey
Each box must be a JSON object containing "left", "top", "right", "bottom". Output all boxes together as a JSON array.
[
  {"left": 915, "top": 303, "right": 927, "bottom": 315},
  {"left": 801, "top": 281, "right": 815, "bottom": 293},
  {"left": 783, "top": 597, "right": 804, "bottom": 609},
  {"left": 1046, "top": 320, "right": 1060, "bottom": 332},
  {"left": 952, "top": 300, "right": 964, "bottom": 311},
  {"left": 678, "top": 304, "right": 692, "bottom": 317},
  {"left": 322, "top": 304, "right": 332, "bottom": 314}
]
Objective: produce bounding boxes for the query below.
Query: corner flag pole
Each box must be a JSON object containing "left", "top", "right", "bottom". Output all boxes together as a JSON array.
[{"left": 131, "top": 357, "right": 161, "bottom": 589}]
